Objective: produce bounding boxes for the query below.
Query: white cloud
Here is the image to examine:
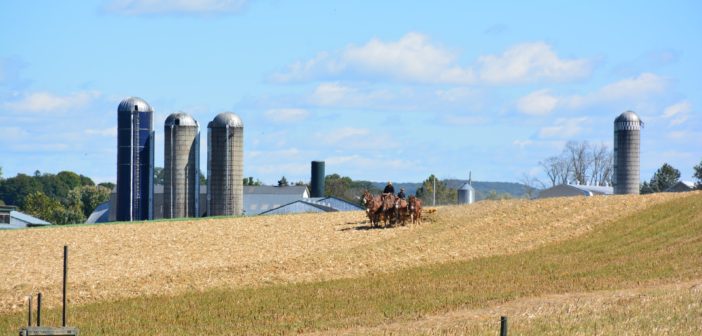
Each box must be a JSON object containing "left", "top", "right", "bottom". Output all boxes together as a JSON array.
[
  {"left": 538, "top": 117, "right": 588, "bottom": 138},
  {"left": 593, "top": 72, "right": 666, "bottom": 102},
  {"left": 105, "top": 0, "right": 248, "bottom": 15},
  {"left": 516, "top": 89, "right": 558, "bottom": 115},
  {"left": 477, "top": 42, "right": 592, "bottom": 84},
  {"left": 662, "top": 100, "right": 691, "bottom": 126},
  {"left": 512, "top": 139, "right": 534, "bottom": 148},
  {"left": 308, "top": 82, "right": 395, "bottom": 108},
  {"left": 247, "top": 148, "right": 302, "bottom": 159},
  {"left": 85, "top": 127, "right": 117, "bottom": 137},
  {"left": 263, "top": 108, "right": 309, "bottom": 123},
  {"left": 435, "top": 87, "right": 479, "bottom": 103},
  {"left": 518, "top": 73, "right": 668, "bottom": 114},
  {"left": 321, "top": 127, "right": 370, "bottom": 144},
  {"left": 326, "top": 154, "right": 414, "bottom": 171},
  {"left": 3, "top": 91, "right": 100, "bottom": 112},
  {"left": 274, "top": 36, "right": 593, "bottom": 87},
  {"left": 274, "top": 32, "right": 475, "bottom": 84},
  {"left": 343, "top": 33, "right": 475, "bottom": 84}
]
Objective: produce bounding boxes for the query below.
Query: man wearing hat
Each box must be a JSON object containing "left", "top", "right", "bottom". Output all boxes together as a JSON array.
[{"left": 383, "top": 181, "right": 395, "bottom": 194}]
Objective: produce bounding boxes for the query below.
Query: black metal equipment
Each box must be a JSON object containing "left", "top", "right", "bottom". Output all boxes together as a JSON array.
[{"left": 19, "top": 245, "right": 79, "bottom": 336}]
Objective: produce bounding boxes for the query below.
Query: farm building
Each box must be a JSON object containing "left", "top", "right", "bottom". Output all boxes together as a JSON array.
[
  {"left": 90, "top": 185, "right": 359, "bottom": 223},
  {"left": 260, "top": 197, "right": 363, "bottom": 215},
  {"left": 0, "top": 205, "right": 52, "bottom": 229},
  {"left": 535, "top": 184, "right": 613, "bottom": 199},
  {"left": 665, "top": 181, "right": 696, "bottom": 192}
]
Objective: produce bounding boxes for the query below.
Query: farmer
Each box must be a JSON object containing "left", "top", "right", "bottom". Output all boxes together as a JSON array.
[
  {"left": 383, "top": 181, "right": 395, "bottom": 195},
  {"left": 397, "top": 188, "right": 406, "bottom": 199}
]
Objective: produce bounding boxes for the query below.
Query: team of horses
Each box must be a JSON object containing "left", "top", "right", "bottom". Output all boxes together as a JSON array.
[{"left": 361, "top": 191, "right": 422, "bottom": 228}]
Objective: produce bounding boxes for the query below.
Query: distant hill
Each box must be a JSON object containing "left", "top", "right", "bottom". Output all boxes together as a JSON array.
[{"left": 371, "top": 180, "right": 531, "bottom": 201}]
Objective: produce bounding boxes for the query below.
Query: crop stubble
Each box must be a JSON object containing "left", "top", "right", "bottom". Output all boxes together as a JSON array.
[{"left": 0, "top": 192, "right": 687, "bottom": 314}]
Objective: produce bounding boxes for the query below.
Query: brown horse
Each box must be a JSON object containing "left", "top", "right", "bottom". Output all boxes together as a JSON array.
[
  {"left": 381, "top": 193, "right": 396, "bottom": 227},
  {"left": 394, "top": 197, "right": 409, "bottom": 226},
  {"left": 362, "top": 190, "right": 383, "bottom": 227},
  {"left": 408, "top": 196, "right": 422, "bottom": 224}
]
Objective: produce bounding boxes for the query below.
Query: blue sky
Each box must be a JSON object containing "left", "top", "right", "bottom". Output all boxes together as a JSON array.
[{"left": 0, "top": 0, "right": 700, "bottom": 185}]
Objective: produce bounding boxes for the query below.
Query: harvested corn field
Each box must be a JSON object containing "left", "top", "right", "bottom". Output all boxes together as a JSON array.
[{"left": 0, "top": 192, "right": 690, "bottom": 315}]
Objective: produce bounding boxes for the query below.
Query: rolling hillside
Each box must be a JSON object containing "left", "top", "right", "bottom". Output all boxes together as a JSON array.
[{"left": 0, "top": 191, "right": 700, "bottom": 334}]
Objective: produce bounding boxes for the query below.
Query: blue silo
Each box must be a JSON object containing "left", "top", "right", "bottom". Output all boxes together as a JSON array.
[{"left": 116, "top": 97, "right": 155, "bottom": 221}]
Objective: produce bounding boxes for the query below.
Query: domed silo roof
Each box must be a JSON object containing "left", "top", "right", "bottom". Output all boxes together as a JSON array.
[
  {"left": 118, "top": 97, "right": 153, "bottom": 113},
  {"left": 615, "top": 111, "right": 641, "bottom": 123},
  {"left": 614, "top": 111, "right": 643, "bottom": 130},
  {"left": 208, "top": 112, "right": 243, "bottom": 128},
  {"left": 459, "top": 182, "right": 475, "bottom": 191},
  {"left": 165, "top": 112, "right": 198, "bottom": 127}
]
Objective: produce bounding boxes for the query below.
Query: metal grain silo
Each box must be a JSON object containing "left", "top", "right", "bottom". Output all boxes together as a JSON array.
[
  {"left": 164, "top": 112, "right": 200, "bottom": 219},
  {"left": 457, "top": 182, "right": 475, "bottom": 205},
  {"left": 116, "top": 97, "right": 155, "bottom": 221},
  {"left": 310, "top": 161, "right": 325, "bottom": 197},
  {"left": 613, "top": 111, "right": 643, "bottom": 195},
  {"left": 207, "top": 112, "right": 244, "bottom": 216}
]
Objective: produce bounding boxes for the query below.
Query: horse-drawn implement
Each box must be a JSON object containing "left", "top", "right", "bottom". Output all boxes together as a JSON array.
[{"left": 361, "top": 191, "right": 425, "bottom": 228}]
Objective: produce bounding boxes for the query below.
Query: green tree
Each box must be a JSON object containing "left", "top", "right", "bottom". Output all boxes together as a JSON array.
[
  {"left": 277, "top": 176, "right": 289, "bottom": 187},
  {"left": 416, "top": 175, "right": 457, "bottom": 206},
  {"left": 69, "top": 185, "right": 111, "bottom": 218},
  {"left": 98, "top": 182, "right": 116, "bottom": 191},
  {"left": 23, "top": 191, "right": 61, "bottom": 223},
  {"left": 694, "top": 160, "right": 702, "bottom": 189},
  {"left": 154, "top": 167, "right": 165, "bottom": 185},
  {"left": 483, "top": 190, "right": 513, "bottom": 200},
  {"left": 243, "top": 177, "right": 262, "bottom": 186},
  {"left": 640, "top": 181, "right": 654, "bottom": 194},
  {"left": 0, "top": 173, "right": 43, "bottom": 207},
  {"left": 325, "top": 174, "right": 352, "bottom": 198},
  {"left": 647, "top": 163, "right": 681, "bottom": 193}
]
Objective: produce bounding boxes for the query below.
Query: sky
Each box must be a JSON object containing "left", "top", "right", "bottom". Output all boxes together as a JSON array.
[{"left": 0, "top": 0, "right": 700, "bottom": 185}]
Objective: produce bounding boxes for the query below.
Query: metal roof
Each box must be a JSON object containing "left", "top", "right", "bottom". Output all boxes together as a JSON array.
[
  {"left": 259, "top": 200, "right": 338, "bottom": 215},
  {"left": 307, "top": 197, "right": 364, "bottom": 211},
  {"left": 165, "top": 112, "right": 198, "bottom": 127},
  {"left": 243, "top": 185, "right": 308, "bottom": 195},
  {"left": 85, "top": 201, "right": 110, "bottom": 224},
  {"left": 208, "top": 112, "right": 243, "bottom": 128},
  {"left": 10, "top": 211, "right": 51, "bottom": 226},
  {"left": 535, "top": 184, "right": 613, "bottom": 199},
  {"left": 118, "top": 97, "right": 153, "bottom": 113},
  {"left": 459, "top": 182, "right": 475, "bottom": 191}
]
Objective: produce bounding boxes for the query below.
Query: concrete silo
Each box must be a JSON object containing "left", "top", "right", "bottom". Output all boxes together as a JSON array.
[
  {"left": 164, "top": 112, "right": 200, "bottom": 219},
  {"left": 207, "top": 112, "right": 244, "bottom": 216},
  {"left": 116, "top": 97, "right": 155, "bottom": 221},
  {"left": 310, "top": 161, "right": 325, "bottom": 197},
  {"left": 613, "top": 111, "right": 643, "bottom": 195}
]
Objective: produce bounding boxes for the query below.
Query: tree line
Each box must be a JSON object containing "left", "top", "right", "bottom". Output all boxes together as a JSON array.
[
  {"left": 537, "top": 142, "right": 702, "bottom": 192},
  {"left": 0, "top": 170, "right": 112, "bottom": 224},
  {"left": 539, "top": 141, "right": 613, "bottom": 187}
]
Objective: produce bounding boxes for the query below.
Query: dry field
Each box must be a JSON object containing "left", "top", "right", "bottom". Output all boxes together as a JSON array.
[{"left": 0, "top": 191, "right": 690, "bottom": 316}]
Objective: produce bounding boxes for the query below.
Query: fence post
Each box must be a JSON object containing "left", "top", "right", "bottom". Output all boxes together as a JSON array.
[{"left": 500, "top": 315, "right": 508, "bottom": 336}]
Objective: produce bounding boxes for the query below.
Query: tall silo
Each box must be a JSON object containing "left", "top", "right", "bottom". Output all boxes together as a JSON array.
[
  {"left": 116, "top": 97, "right": 155, "bottom": 221},
  {"left": 310, "top": 161, "right": 325, "bottom": 197},
  {"left": 613, "top": 111, "right": 643, "bottom": 195},
  {"left": 207, "top": 112, "right": 244, "bottom": 216},
  {"left": 164, "top": 112, "right": 200, "bottom": 219}
]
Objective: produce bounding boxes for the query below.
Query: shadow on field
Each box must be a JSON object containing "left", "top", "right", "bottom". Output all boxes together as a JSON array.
[{"left": 339, "top": 222, "right": 399, "bottom": 231}]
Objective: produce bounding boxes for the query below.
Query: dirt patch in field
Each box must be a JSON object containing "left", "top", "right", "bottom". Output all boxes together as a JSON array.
[{"left": 0, "top": 192, "right": 690, "bottom": 313}]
